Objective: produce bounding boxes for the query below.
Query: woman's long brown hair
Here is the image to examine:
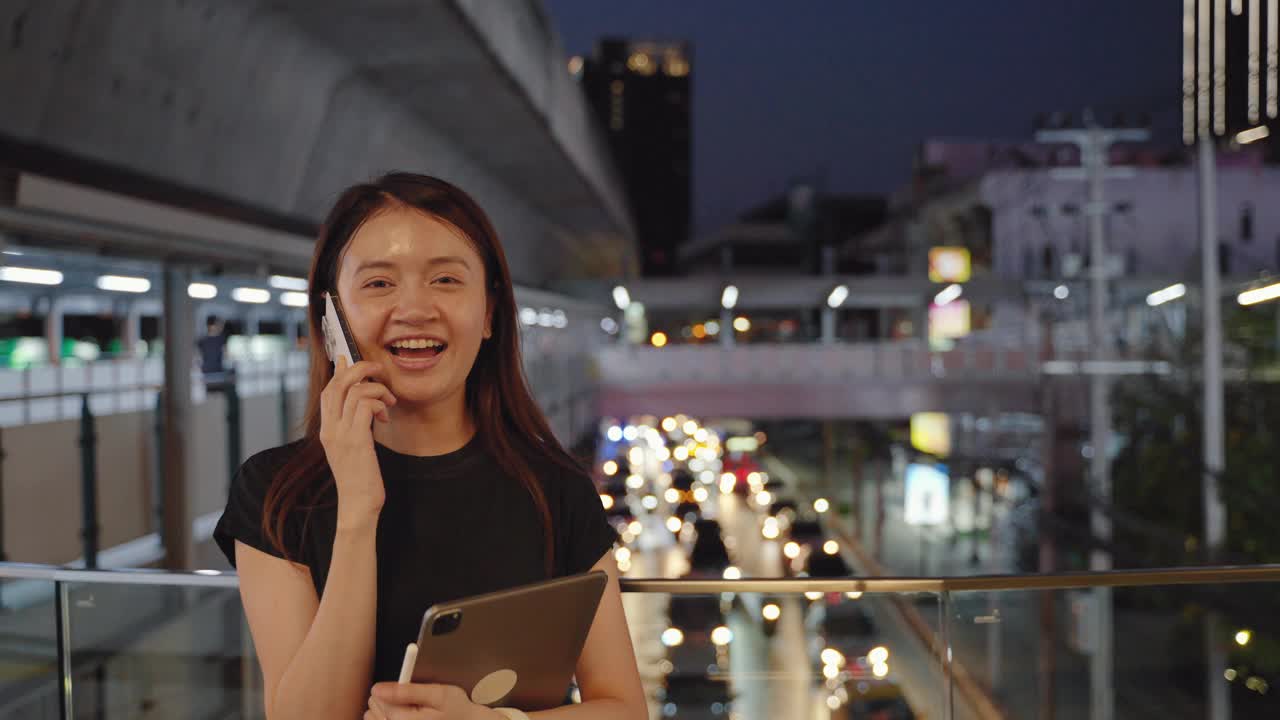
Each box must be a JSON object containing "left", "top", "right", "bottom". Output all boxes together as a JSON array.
[{"left": 262, "top": 173, "right": 579, "bottom": 577}]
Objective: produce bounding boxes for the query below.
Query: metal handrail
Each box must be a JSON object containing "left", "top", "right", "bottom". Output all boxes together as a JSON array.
[{"left": 3, "top": 561, "right": 1279, "bottom": 593}]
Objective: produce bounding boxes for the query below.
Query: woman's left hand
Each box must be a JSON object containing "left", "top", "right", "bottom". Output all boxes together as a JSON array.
[{"left": 365, "top": 682, "right": 500, "bottom": 720}]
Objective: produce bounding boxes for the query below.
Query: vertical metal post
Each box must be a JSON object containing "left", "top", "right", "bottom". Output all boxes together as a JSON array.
[
  {"left": 1082, "top": 126, "right": 1115, "bottom": 720},
  {"left": 226, "top": 378, "right": 242, "bottom": 485},
  {"left": 940, "top": 590, "right": 955, "bottom": 720},
  {"left": 1200, "top": 131, "right": 1231, "bottom": 720},
  {"left": 161, "top": 265, "right": 195, "bottom": 570},
  {"left": 0, "top": 427, "right": 5, "bottom": 564},
  {"left": 720, "top": 246, "right": 734, "bottom": 348},
  {"left": 152, "top": 390, "right": 165, "bottom": 542},
  {"left": 45, "top": 298, "right": 63, "bottom": 368},
  {"left": 56, "top": 581, "right": 74, "bottom": 720},
  {"left": 278, "top": 373, "right": 290, "bottom": 444},
  {"left": 821, "top": 245, "right": 837, "bottom": 344},
  {"left": 77, "top": 394, "right": 99, "bottom": 569}
]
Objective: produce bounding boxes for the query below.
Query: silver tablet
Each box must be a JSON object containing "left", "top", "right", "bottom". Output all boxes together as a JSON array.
[{"left": 408, "top": 571, "right": 609, "bottom": 711}]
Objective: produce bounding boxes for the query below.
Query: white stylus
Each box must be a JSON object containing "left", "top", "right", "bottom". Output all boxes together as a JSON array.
[{"left": 397, "top": 643, "right": 419, "bottom": 684}]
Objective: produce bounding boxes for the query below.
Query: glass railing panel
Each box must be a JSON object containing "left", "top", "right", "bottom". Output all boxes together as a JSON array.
[
  {"left": 60, "top": 578, "right": 259, "bottom": 719},
  {"left": 628, "top": 590, "right": 943, "bottom": 720},
  {"left": 0, "top": 578, "right": 61, "bottom": 720},
  {"left": 947, "top": 581, "right": 1280, "bottom": 719}
]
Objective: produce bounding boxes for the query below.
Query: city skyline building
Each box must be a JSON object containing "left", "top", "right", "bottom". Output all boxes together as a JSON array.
[{"left": 577, "top": 38, "right": 692, "bottom": 277}]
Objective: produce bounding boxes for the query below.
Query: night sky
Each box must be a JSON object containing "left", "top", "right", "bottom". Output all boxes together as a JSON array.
[{"left": 544, "top": 0, "right": 1182, "bottom": 236}]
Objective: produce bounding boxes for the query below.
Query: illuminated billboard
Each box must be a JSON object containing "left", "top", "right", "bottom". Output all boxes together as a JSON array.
[
  {"left": 928, "top": 300, "right": 971, "bottom": 341},
  {"left": 904, "top": 463, "right": 950, "bottom": 526},
  {"left": 910, "top": 412, "right": 951, "bottom": 458},
  {"left": 929, "top": 247, "right": 971, "bottom": 283}
]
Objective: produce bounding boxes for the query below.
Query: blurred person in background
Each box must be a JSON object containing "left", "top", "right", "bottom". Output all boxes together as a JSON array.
[{"left": 198, "top": 316, "right": 228, "bottom": 379}]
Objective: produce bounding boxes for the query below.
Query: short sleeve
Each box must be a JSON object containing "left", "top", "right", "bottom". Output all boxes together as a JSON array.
[
  {"left": 213, "top": 447, "right": 298, "bottom": 568},
  {"left": 556, "top": 468, "right": 618, "bottom": 576}
]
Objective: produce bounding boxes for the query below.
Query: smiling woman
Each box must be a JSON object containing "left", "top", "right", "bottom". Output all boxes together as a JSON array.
[{"left": 212, "top": 173, "right": 647, "bottom": 720}]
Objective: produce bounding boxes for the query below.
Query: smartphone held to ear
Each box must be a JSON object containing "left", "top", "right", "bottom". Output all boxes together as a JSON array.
[{"left": 322, "top": 292, "right": 362, "bottom": 366}]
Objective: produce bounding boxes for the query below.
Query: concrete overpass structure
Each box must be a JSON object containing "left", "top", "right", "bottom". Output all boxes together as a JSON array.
[
  {"left": 0, "top": 0, "right": 635, "bottom": 283},
  {"left": 595, "top": 343, "right": 1050, "bottom": 420}
]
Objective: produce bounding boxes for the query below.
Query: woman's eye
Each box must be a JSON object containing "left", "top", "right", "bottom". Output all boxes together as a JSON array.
[
  {"left": 435, "top": 276, "right": 461, "bottom": 285},
  {"left": 363, "top": 279, "right": 392, "bottom": 289}
]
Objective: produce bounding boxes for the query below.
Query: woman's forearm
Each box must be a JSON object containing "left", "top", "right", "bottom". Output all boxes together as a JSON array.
[{"left": 269, "top": 523, "right": 379, "bottom": 720}]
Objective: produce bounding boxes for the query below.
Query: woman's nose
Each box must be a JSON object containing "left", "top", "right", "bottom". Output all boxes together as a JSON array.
[{"left": 391, "top": 284, "right": 441, "bottom": 322}]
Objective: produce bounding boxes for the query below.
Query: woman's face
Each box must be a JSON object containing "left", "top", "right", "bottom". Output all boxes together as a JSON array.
[{"left": 334, "top": 206, "right": 492, "bottom": 408}]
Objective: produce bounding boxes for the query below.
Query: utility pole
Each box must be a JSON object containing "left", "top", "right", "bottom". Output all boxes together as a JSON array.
[
  {"left": 1036, "top": 110, "right": 1148, "bottom": 720},
  {"left": 1199, "top": 114, "right": 1230, "bottom": 720}
]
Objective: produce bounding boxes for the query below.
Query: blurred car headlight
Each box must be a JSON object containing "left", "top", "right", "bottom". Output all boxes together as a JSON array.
[
  {"left": 711, "top": 625, "right": 733, "bottom": 646},
  {"left": 661, "top": 628, "right": 684, "bottom": 647},
  {"left": 761, "top": 517, "right": 780, "bottom": 540}
]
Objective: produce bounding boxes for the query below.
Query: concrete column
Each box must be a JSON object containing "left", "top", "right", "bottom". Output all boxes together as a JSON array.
[
  {"left": 44, "top": 298, "right": 63, "bottom": 366},
  {"left": 821, "top": 308, "right": 836, "bottom": 344},
  {"left": 287, "top": 312, "right": 301, "bottom": 348},
  {"left": 161, "top": 265, "right": 195, "bottom": 570},
  {"left": 123, "top": 303, "right": 143, "bottom": 357}
]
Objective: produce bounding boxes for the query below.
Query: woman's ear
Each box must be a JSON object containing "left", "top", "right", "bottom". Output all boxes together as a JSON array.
[{"left": 483, "top": 301, "right": 494, "bottom": 340}]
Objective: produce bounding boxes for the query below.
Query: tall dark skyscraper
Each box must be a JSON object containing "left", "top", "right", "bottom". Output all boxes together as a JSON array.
[{"left": 578, "top": 39, "right": 691, "bottom": 276}]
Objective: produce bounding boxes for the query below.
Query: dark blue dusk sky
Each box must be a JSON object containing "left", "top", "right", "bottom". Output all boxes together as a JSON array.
[{"left": 543, "top": 1, "right": 1182, "bottom": 236}]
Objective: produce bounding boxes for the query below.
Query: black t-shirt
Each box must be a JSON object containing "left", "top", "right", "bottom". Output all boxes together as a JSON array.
[{"left": 213, "top": 434, "right": 617, "bottom": 683}]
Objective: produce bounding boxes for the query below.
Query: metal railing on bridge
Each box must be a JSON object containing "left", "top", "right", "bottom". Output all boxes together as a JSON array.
[{"left": 0, "top": 562, "right": 1274, "bottom": 720}]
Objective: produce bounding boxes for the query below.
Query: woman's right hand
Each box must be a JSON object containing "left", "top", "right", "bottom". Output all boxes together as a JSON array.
[{"left": 319, "top": 357, "right": 397, "bottom": 529}]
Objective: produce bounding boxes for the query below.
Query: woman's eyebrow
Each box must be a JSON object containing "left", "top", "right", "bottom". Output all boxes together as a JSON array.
[
  {"left": 352, "top": 259, "right": 397, "bottom": 274},
  {"left": 425, "top": 255, "right": 471, "bottom": 270},
  {"left": 352, "top": 256, "right": 471, "bottom": 274}
]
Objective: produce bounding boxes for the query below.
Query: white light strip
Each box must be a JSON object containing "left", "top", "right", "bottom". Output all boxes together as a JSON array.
[
  {"left": 612, "top": 285, "right": 630, "bottom": 310},
  {"left": 1201, "top": 0, "right": 1213, "bottom": 136},
  {"left": 269, "top": 275, "right": 308, "bottom": 291},
  {"left": 1185, "top": 0, "right": 1198, "bottom": 144},
  {"left": 96, "top": 275, "right": 151, "bottom": 293},
  {"left": 231, "top": 287, "right": 270, "bottom": 304},
  {"left": 188, "top": 282, "right": 218, "bottom": 299},
  {"left": 280, "top": 291, "right": 308, "bottom": 307},
  {"left": 827, "top": 285, "right": 849, "bottom": 309},
  {"left": 1251, "top": 0, "right": 1262, "bottom": 122},
  {"left": 721, "top": 285, "right": 739, "bottom": 310},
  {"left": 1238, "top": 281, "right": 1280, "bottom": 305},
  {"left": 0, "top": 266, "right": 63, "bottom": 285},
  {"left": 1146, "top": 283, "right": 1188, "bottom": 306},
  {"left": 1236, "top": 124, "right": 1272, "bottom": 143},
  {"left": 1234, "top": 0, "right": 1245, "bottom": 14},
  {"left": 1216, "top": 0, "right": 1228, "bottom": 135},
  {"left": 1270, "top": 0, "right": 1278, "bottom": 117},
  {"left": 933, "top": 283, "right": 963, "bottom": 307}
]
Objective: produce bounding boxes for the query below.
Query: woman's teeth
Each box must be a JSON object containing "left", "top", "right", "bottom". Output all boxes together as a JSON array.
[{"left": 388, "top": 339, "right": 446, "bottom": 356}]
